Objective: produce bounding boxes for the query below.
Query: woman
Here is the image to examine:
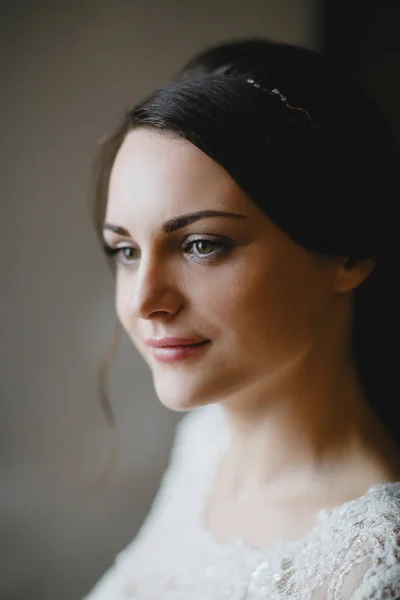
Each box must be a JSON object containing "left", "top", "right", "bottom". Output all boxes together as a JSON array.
[{"left": 84, "top": 38, "right": 400, "bottom": 599}]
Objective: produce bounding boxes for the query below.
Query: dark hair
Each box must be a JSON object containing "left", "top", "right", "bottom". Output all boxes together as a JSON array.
[{"left": 91, "top": 37, "right": 400, "bottom": 457}]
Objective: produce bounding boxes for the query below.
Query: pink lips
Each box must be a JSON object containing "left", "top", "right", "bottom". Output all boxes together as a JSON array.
[
  {"left": 145, "top": 337, "right": 209, "bottom": 348},
  {"left": 145, "top": 337, "right": 211, "bottom": 362}
]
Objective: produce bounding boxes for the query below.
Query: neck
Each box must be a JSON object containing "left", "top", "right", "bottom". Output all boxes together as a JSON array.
[{"left": 219, "top": 310, "right": 400, "bottom": 499}]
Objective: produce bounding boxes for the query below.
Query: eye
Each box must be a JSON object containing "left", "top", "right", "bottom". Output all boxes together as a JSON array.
[
  {"left": 102, "top": 236, "right": 233, "bottom": 266},
  {"left": 182, "top": 237, "right": 232, "bottom": 261},
  {"left": 184, "top": 239, "right": 220, "bottom": 255},
  {"left": 103, "top": 243, "right": 138, "bottom": 265}
]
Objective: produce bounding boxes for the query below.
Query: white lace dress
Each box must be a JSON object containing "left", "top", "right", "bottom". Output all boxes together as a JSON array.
[{"left": 83, "top": 403, "right": 400, "bottom": 600}]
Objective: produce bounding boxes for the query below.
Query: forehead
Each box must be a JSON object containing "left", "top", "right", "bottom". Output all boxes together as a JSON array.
[{"left": 106, "top": 127, "right": 253, "bottom": 224}]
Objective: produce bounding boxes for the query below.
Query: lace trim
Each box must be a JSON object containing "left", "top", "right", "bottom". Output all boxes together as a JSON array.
[
  {"left": 83, "top": 404, "right": 400, "bottom": 600},
  {"left": 192, "top": 404, "right": 400, "bottom": 560}
]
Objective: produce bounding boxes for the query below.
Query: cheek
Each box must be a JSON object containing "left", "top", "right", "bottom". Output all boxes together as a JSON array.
[
  {"left": 114, "top": 280, "right": 136, "bottom": 339},
  {"left": 211, "top": 258, "right": 331, "bottom": 356}
]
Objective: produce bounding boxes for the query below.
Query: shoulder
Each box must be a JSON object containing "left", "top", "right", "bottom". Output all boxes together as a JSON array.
[
  {"left": 81, "top": 405, "right": 227, "bottom": 600},
  {"left": 346, "top": 480, "right": 400, "bottom": 546},
  {"left": 135, "top": 403, "right": 227, "bottom": 525},
  {"left": 318, "top": 480, "right": 400, "bottom": 542},
  {"left": 329, "top": 482, "right": 400, "bottom": 599},
  {"left": 170, "top": 402, "right": 228, "bottom": 464}
]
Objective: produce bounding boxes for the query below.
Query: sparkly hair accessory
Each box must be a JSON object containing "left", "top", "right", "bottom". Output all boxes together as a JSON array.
[{"left": 245, "top": 77, "right": 320, "bottom": 129}]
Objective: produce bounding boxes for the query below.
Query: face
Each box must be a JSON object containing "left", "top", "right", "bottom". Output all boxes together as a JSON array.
[{"left": 104, "top": 127, "right": 342, "bottom": 412}]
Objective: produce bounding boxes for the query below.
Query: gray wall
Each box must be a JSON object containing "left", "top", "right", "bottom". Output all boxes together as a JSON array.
[{"left": 0, "top": 2, "right": 320, "bottom": 599}]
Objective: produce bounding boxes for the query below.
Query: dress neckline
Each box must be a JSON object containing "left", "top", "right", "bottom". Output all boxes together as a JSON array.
[
  {"left": 193, "top": 405, "right": 400, "bottom": 556},
  {"left": 197, "top": 480, "right": 400, "bottom": 557}
]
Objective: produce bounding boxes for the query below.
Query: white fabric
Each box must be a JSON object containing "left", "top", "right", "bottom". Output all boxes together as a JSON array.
[{"left": 83, "top": 403, "right": 400, "bottom": 599}]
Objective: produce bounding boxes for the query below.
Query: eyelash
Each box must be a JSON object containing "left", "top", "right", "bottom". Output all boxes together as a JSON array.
[{"left": 102, "top": 237, "right": 233, "bottom": 266}]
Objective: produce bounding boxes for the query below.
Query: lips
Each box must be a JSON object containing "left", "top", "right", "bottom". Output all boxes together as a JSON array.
[
  {"left": 145, "top": 337, "right": 210, "bottom": 348},
  {"left": 177, "top": 340, "right": 210, "bottom": 347},
  {"left": 149, "top": 340, "right": 211, "bottom": 362}
]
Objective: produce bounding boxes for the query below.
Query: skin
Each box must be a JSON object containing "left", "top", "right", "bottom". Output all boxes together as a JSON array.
[{"left": 104, "top": 127, "right": 400, "bottom": 546}]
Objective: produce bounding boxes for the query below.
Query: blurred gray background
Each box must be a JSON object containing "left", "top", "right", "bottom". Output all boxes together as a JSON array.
[{"left": 0, "top": 1, "right": 398, "bottom": 599}]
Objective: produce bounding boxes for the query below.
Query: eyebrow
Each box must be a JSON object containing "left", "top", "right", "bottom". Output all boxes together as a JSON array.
[{"left": 103, "top": 210, "right": 248, "bottom": 236}]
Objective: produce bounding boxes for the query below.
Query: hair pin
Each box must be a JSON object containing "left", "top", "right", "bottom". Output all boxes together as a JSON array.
[{"left": 245, "top": 77, "right": 320, "bottom": 130}]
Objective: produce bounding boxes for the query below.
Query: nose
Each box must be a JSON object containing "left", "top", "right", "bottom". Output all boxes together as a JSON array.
[{"left": 129, "top": 255, "right": 183, "bottom": 319}]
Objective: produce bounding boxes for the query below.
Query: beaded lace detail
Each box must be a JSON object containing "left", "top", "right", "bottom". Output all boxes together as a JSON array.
[{"left": 83, "top": 404, "right": 400, "bottom": 600}]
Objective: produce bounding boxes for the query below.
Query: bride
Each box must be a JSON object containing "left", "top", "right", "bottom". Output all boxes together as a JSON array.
[{"left": 83, "top": 38, "right": 400, "bottom": 599}]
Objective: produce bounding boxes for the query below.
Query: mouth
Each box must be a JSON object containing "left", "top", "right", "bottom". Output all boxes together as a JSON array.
[
  {"left": 172, "top": 340, "right": 210, "bottom": 347},
  {"left": 150, "top": 340, "right": 212, "bottom": 362}
]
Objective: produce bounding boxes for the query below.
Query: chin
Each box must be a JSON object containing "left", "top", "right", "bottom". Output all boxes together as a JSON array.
[
  {"left": 153, "top": 376, "right": 212, "bottom": 413},
  {"left": 156, "top": 391, "right": 207, "bottom": 413}
]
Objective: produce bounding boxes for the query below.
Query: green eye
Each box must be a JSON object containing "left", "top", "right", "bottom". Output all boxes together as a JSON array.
[
  {"left": 103, "top": 236, "right": 233, "bottom": 266},
  {"left": 103, "top": 243, "right": 138, "bottom": 264},
  {"left": 182, "top": 238, "right": 232, "bottom": 260},
  {"left": 192, "top": 240, "right": 217, "bottom": 254}
]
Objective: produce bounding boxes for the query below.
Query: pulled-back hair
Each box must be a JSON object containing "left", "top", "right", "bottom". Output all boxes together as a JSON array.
[{"left": 92, "top": 37, "right": 400, "bottom": 456}]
